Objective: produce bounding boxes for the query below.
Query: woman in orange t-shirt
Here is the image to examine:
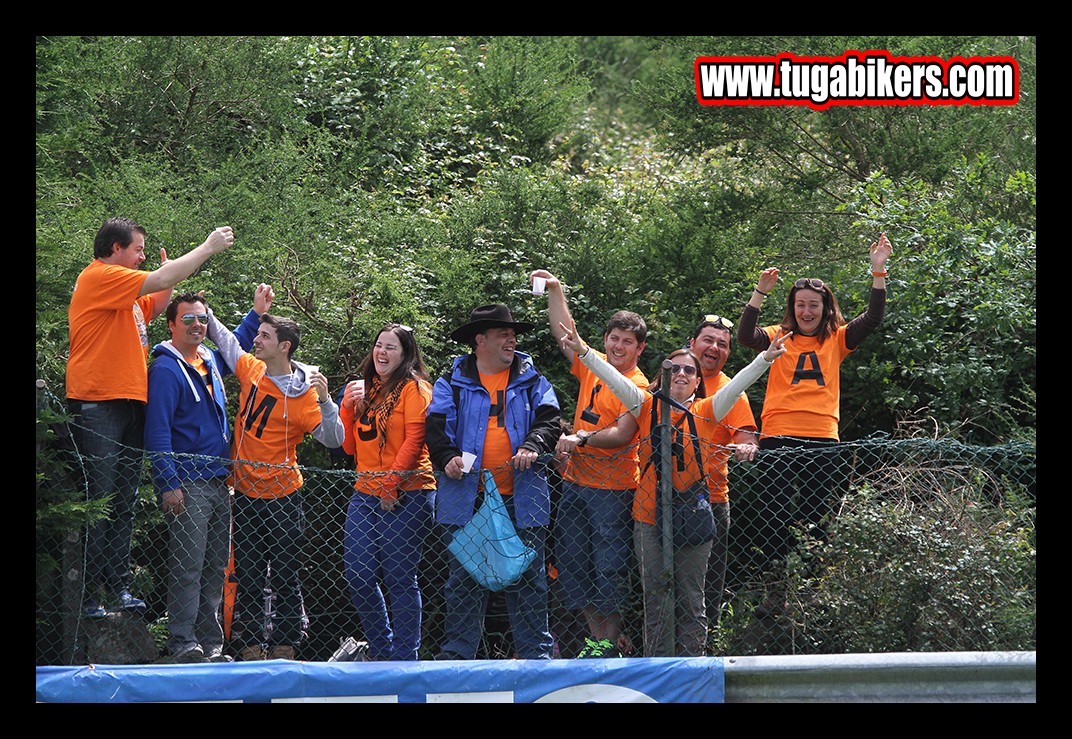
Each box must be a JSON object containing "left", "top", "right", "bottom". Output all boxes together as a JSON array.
[
  {"left": 339, "top": 323, "right": 436, "bottom": 661},
  {"left": 737, "top": 233, "right": 891, "bottom": 592}
]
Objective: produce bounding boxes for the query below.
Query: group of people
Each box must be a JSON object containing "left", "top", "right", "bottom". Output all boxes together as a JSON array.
[{"left": 65, "top": 213, "right": 891, "bottom": 663}]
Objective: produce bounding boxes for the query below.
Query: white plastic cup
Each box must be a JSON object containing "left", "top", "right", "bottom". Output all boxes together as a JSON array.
[
  {"left": 461, "top": 451, "right": 477, "bottom": 473},
  {"left": 532, "top": 276, "right": 547, "bottom": 295},
  {"left": 349, "top": 379, "right": 365, "bottom": 400}
]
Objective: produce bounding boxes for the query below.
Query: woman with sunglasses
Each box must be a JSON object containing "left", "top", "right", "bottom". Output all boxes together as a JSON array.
[
  {"left": 557, "top": 320, "right": 789, "bottom": 657},
  {"left": 738, "top": 233, "right": 892, "bottom": 614},
  {"left": 338, "top": 323, "right": 436, "bottom": 660}
]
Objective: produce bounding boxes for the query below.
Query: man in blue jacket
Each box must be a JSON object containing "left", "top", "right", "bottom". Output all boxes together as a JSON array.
[
  {"left": 426, "top": 304, "right": 562, "bottom": 660},
  {"left": 144, "top": 285, "right": 271, "bottom": 662}
]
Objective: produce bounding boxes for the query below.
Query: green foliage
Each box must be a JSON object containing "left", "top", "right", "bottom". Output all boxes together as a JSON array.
[
  {"left": 35, "top": 401, "right": 109, "bottom": 578},
  {"left": 36, "top": 36, "right": 1035, "bottom": 661},
  {"left": 788, "top": 464, "right": 1036, "bottom": 653}
]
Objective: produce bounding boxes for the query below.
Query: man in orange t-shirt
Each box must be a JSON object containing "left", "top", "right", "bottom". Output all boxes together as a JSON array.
[
  {"left": 208, "top": 310, "right": 344, "bottom": 660},
  {"left": 67, "top": 216, "right": 233, "bottom": 618},
  {"left": 688, "top": 314, "right": 759, "bottom": 619},
  {"left": 529, "top": 268, "right": 648, "bottom": 659}
]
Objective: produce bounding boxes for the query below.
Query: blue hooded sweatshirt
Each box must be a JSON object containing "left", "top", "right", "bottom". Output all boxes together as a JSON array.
[{"left": 144, "top": 309, "right": 259, "bottom": 493}]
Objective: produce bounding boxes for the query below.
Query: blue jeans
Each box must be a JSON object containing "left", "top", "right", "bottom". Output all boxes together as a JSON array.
[
  {"left": 554, "top": 482, "right": 633, "bottom": 614},
  {"left": 166, "top": 477, "right": 231, "bottom": 656},
  {"left": 343, "top": 489, "right": 434, "bottom": 660},
  {"left": 231, "top": 492, "right": 306, "bottom": 650},
  {"left": 68, "top": 399, "right": 145, "bottom": 599},
  {"left": 439, "top": 497, "right": 553, "bottom": 659}
]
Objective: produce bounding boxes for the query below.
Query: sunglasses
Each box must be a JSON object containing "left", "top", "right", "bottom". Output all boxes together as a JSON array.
[
  {"left": 180, "top": 313, "right": 210, "bottom": 326},
  {"left": 670, "top": 364, "right": 698, "bottom": 377},
  {"left": 793, "top": 277, "right": 826, "bottom": 291},
  {"left": 701, "top": 314, "right": 734, "bottom": 331},
  {"left": 384, "top": 323, "right": 414, "bottom": 333}
]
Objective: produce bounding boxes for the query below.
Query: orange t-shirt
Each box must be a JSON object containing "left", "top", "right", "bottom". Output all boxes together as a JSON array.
[
  {"left": 479, "top": 368, "right": 516, "bottom": 496},
  {"left": 343, "top": 379, "right": 436, "bottom": 497},
  {"left": 230, "top": 353, "right": 326, "bottom": 499},
  {"left": 564, "top": 351, "right": 649, "bottom": 490},
  {"left": 697, "top": 371, "right": 758, "bottom": 504},
  {"left": 66, "top": 259, "right": 154, "bottom": 402},
  {"left": 633, "top": 393, "right": 730, "bottom": 525},
  {"left": 759, "top": 325, "right": 852, "bottom": 440}
]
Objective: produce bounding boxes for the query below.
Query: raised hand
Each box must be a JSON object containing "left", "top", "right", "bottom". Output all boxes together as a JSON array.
[
  {"left": 763, "top": 330, "right": 792, "bottom": 362},
  {"left": 205, "top": 226, "right": 235, "bottom": 254},
  {"left": 557, "top": 319, "right": 586, "bottom": 355},
  {"left": 254, "top": 283, "right": 274, "bottom": 315},
  {"left": 870, "top": 232, "right": 892, "bottom": 270},
  {"left": 757, "top": 267, "right": 780, "bottom": 295}
]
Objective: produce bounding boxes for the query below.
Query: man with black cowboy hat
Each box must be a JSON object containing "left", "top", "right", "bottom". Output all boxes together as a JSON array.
[{"left": 426, "top": 303, "right": 562, "bottom": 660}]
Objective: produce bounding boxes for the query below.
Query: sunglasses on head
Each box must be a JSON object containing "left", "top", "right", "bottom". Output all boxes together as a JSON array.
[
  {"left": 180, "top": 313, "right": 209, "bottom": 326},
  {"left": 384, "top": 322, "right": 414, "bottom": 333},
  {"left": 793, "top": 277, "right": 826, "bottom": 291},
  {"left": 670, "top": 364, "right": 697, "bottom": 377},
  {"left": 701, "top": 314, "right": 734, "bottom": 331}
]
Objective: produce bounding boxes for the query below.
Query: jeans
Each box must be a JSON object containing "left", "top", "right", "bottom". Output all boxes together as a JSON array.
[
  {"left": 554, "top": 482, "right": 633, "bottom": 614},
  {"left": 343, "top": 489, "right": 434, "bottom": 660},
  {"left": 635, "top": 519, "right": 713, "bottom": 657},
  {"left": 68, "top": 398, "right": 145, "bottom": 599},
  {"left": 439, "top": 497, "right": 553, "bottom": 659},
  {"left": 166, "top": 477, "right": 231, "bottom": 656},
  {"left": 231, "top": 492, "right": 306, "bottom": 650}
]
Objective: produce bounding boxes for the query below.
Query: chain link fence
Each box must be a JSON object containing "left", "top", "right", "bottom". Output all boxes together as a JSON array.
[{"left": 36, "top": 383, "right": 1035, "bottom": 665}]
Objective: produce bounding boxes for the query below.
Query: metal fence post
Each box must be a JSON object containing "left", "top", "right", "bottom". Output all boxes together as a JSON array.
[{"left": 657, "top": 359, "right": 674, "bottom": 650}]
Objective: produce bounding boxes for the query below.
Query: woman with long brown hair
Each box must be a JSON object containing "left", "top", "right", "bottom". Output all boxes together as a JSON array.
[
  {"left": 339, "top": 323, "right": 436, "bottom": 660},
  {"left": 738, "top": 233, "right": 891, "bottom": 615}
]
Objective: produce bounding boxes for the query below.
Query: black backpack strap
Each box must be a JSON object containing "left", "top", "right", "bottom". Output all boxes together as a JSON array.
[{"left": 642, "top": 394, "right": 707, "bottom": 492}]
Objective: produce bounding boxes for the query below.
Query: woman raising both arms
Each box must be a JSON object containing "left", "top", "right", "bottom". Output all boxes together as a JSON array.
[{"left": 737, "top": 232, "right": 891, "bottom": 614}]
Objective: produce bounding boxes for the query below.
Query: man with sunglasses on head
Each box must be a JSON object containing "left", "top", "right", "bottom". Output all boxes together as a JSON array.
[
  {"left": 737, "top": 233, "right": 891, "bottom": 617},
  {"left": 144, "top": 285, "right": 271, "bottom": 662},
  {"left": 67, "top": 217, "right": 234, "bottom": 619},
  {"left": 688, "top": 314, "right": 760, "bottom": 620}
]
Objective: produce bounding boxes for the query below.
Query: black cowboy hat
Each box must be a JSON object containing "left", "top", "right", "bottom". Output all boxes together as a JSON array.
[{"left": 450, "top": 303, "right": 535, "bottom": 344}]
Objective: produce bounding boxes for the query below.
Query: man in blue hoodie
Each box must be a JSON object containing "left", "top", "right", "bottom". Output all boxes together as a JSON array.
[
  {"left": 425, "top": 303, "right": 562, "bottom": 660},
  {"left": 144, "top": 285, "right": 271, "bottom": 663}
]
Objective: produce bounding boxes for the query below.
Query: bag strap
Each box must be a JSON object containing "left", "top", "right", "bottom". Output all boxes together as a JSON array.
[{"left": 643, "top": 394, "right": 707, "bottom": 491}]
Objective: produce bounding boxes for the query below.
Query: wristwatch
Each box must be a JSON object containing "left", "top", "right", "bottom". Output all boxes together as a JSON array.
[{"left": 576, "top": 430, "right": 592, "bottom": 448}]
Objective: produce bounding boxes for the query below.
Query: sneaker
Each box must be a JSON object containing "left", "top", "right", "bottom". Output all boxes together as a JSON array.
[
  {"left": 173, "top": 644, "right": 205, "bottom": 663},
  {"left": 237, "top": 645, "right": 265, "bottom": 661},
  {"left": 116, "top": 591, "right": 147, "bottom": 613},
  {"left": 267, "top": 644, "right": 297, "bottom": 660},
  {"left": 83, "top": 599, "right": 107, "bottom": 619},
  {"left": 329, "top": 637, "right": 370, "bottom": 662},
  {"left": 576, "top": 638, "right": 619, "bottom": 658},
  {"left": 203, "top": 646, "right": 233, "bottom": 663}
]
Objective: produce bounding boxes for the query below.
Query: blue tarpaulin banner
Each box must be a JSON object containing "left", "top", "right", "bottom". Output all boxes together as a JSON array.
[{"left": 36, "top": 657, "right": 725, "bottom": 703}]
